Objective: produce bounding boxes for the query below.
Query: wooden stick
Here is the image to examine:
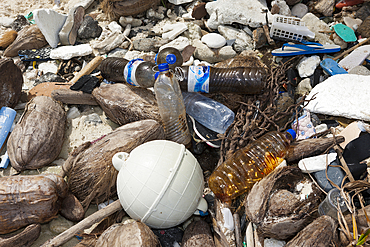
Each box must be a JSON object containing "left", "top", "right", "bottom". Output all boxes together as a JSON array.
[
  {"left": 233, "top": 213, "right": 243, "bottom": 247},
  {"left": 263, "top": 25, "right": 275, "bottom": 45},
  {"left": 333, "top": 37, "right": 370, "bottom": 61},
  {"left": 41, "top": 200, "right": 122, "bottom": 247},
  {"left": 69, "top": 56, "right": 104, "bottom": 85}
]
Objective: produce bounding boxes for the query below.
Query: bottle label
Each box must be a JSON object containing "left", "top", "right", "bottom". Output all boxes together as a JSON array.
[
  {"left": 187, "top": 66, "right": 210, "bottom": 93},
  {"left": 123, "top": 58, "right": 144, "bottom": 87}
]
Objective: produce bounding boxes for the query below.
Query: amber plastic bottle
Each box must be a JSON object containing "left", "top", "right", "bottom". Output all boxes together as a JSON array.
[{"left": 208, "top": 129, "right": 296, "bottom": 202}]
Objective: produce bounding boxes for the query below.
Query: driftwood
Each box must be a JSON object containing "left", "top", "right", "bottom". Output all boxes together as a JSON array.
[
  {"left": 66, "top": 119, "right": 165, "bottom": 209},
  {"left": 285, "top": 215, "right": 338, "bottom": 247},
  {"left": 182, "top": 220, "right": 215, "bottom": 247},
  {"left": 69, "top": 56, "right": 103, "bottom": 85},
  {"left": 0, "top": 58, "right": 23, "bottom": 109},
  {"left": 100, "top": 0, "right": 161, "bottom": 20},
  {"left": 286, "top": 136, "right": 345, "bottom": 163},
  {"left": 51, "top": 88, "right": 98, "bottom": 105},
  {"left": 92, "top": 83, "right": 161, "bottom": 126},
  {"left": 245, "top": 166, "right": 323, "bottom": 240},
  {"left": 0, "top": 224, "right": 41, "bottom": 247},
  {"left": 95, "top": 221, "right": 161, "bottom": 247},
  {"left": 41, "top": 200, "right": 123, "bottom": 247},
  {"left": 7, "top": 96, "right": 66, "bottom": 171}
]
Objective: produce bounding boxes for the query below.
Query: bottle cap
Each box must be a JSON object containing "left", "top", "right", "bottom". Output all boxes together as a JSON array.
[
  {"left": 166, "top": 54, "right": 177, "bottom": 65},
  {"left": 158, "top": 63, "right": 169, "bottom": 72},
  {"left": 286, "top": 129, "right": 296, "bottom": 140}
]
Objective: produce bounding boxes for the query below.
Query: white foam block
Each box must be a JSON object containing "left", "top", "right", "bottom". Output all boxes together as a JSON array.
[{"left": 305, "top": 74, "right": 370, "bottom": 121}]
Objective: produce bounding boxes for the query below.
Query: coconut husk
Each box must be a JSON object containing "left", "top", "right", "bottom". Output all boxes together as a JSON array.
[
  {"left": 0, "top": 58, "right": 23, "bottom": 109},
  {"left": 182, "top": 220, "right": 215, "bottom": 247},
  {"left": 0, "top": 224, "right": 41, "bottom": 247},
  {"left": 65, "top": 119, "right": 165, "bottom": 209},
  {"left": 100, "top": 0, "right": 161, "bottom": 20},
  {"left": 95, "top": 221, "right": 161, "bottom": 247},
  {"left": 0, "top": 174, "right": 68, "bottom": 234},
  {"left": 285, "top": 215, "right": 338, "bottom": 247},
  {"left": 245, "top": 166, "right": 324, "bottom": 240},
  {"left": 92, "top": 83, "right": 161, "bottom": 126},
  {"left": 7, "top": 96, "right": 66, "bottom": 171}
]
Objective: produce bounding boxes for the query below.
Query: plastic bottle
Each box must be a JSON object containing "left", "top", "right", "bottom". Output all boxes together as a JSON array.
[
  {"left": 100, "top": 58, "right": 266, "bottom": 94},
  {"left": 155, "top": 47, "right": 183, "bottom": 70},
  {"left": 154, "top": 63, "right": 191, "bottom": 145},
  {"left": 208, "top": 129, "right": 296, "bottom": 202},
  {"left": 182, "top": 92, "right": 235, "bottom": 134},
  {"left": 175, "top": 66, "right": 265, "bottom": 94},
  {"left": 156, "top": 47, "right": 266, "bottom": 94}
]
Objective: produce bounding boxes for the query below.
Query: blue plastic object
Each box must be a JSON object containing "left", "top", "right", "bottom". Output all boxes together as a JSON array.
[
  {"left": 158, "top": 63, "right": 169, "bottom": 72},
  {"left": 271, "top": 42, "right": 341, "bottom": 56},
  {"left": 286, "top": 128, "right": 296, "bottom": 140},
  {"left": 0, "top": 107, "right": 16, "bottom": 150},
  {"left": 165, "top": 54, "right": 177, "bottom": 65},
  {"left": 333, "top": 23, "right": 357, "bottom": 42},
  {"left": 320, "top": 58, "right": 348, "bottom": 76}
]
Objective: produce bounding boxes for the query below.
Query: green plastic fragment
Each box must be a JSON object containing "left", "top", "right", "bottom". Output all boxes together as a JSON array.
[{"left": 333, "top": 23, "right": 357, "bottom": 42}]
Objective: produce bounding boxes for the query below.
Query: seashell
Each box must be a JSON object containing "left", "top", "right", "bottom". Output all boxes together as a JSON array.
[{"left": 0, "top": 30, "right": 17, "bottom": 49}]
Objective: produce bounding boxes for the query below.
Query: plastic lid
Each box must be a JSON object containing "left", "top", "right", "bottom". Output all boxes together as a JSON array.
[
  {"left": 286, "top": 129, "right": 296, "bottom": 140},
  {"left": 166, "top": 54, "right": 177, "bottom": 64},
  {"left": 158, "top": 63, "right": 169, "bottom": 72}
]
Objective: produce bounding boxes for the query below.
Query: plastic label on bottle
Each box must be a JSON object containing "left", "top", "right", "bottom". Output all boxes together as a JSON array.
[
  {"left": 187, "top": 66, "right": 210, "bottom": 93},
  {"left": 123, "top": 58, "right": 144, "bottom": 87}
]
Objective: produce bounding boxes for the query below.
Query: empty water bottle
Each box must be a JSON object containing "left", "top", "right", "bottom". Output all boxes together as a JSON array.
[
  {"left": 154, "top": 63, "right": 191, "bottom": 145},
  {"left": 124, "top": 58, "right": 158, "bottom": 88},
  {"left": 182, "top": 92, "right": 234, "bottom": 134},
  {"left": 208, "top": 129, "right": 296, "bottom": 201},
  {"left": 175, "top": 66, "right": 266, "bottom": 94}
]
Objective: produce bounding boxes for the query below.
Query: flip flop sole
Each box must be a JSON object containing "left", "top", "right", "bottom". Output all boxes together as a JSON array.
[
  {"left": 272, "top": 45, "right": 341, "bottom": 56},
  {"left": 59, "top": 6, "right": 85, "bottom": 46}
]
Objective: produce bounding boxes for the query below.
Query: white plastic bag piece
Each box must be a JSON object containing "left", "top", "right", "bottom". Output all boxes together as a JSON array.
[
  {"left": 221, "top": 207, "right": 234, "bottom": 231},
  {"left": 270, "top": 14, "right": 315, "bottom": 42}
]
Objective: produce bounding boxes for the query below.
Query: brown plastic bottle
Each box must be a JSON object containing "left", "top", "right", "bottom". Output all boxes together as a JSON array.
[
  {"left": 208, "top": 129, "right": 296, "bottom": 202},
  {"left": 174, "top": 66, "right": 266, "bottom": 94}
]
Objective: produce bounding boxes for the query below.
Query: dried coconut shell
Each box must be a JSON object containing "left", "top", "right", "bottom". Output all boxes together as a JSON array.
[
  {"left": 0, "top": 58, "right": 23, "bottom": 109},
  {"left": 95, "top": 221, "right": 161, "bottom": 247},
  {"left": 285, "top": 215, "right": 338, "bottom": 247},
  {"left": 4, "top": 24, "right": 47, "bottom": 57},
  {"left": 0, "top": 174, "right": 68, "bottom": 234},
  {"left": 182, "top": 220, "right": 215, "bottom": 247},
  {"left": 100, "top": 0, "right": 161, "bottom": 20},
  {"left": 92, "top": 83, "right": 161, "bottom": 126},
  {"left": 7, "top": 96, "right": 66, "bottom": 171},
  {"left": 66, "top": 119, "right": 165, "bottom": 209},
  {"left": 245, "top": 166, "right": 323, "bottom": 240},
  {"left": 0, "top": 30, "right": 17, "bottom": 49}
]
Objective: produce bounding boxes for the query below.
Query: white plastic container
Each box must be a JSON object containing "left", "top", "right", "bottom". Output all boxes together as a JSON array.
[
  {"left": 270, "top": 14, "right": 315, "bottom": 42},
  {"left": 112, "top": 140, "right": 208, "bottom": 229}
]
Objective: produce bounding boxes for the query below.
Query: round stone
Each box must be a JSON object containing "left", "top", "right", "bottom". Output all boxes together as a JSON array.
[
  {"left": 291, "top": 3, "right": 308, "bottom": 18},
  {"left": 201, "top": 33, "right": 226, "bottom": 49}
]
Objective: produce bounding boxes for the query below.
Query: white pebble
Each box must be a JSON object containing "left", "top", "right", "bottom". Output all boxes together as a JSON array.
[{"left": 201, "top": 33, "right": 226, "bottom": 49}]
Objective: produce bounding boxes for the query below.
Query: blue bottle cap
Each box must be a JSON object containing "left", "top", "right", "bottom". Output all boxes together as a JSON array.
[
  {"left": 286, "top": 129, "right": 296, "bottom": 140},
  {"left": 158, "top": 63, "right": 169, "bottom": 72},
  {"left": 166, "top": 54, "right": 177, "bottom": 65}
]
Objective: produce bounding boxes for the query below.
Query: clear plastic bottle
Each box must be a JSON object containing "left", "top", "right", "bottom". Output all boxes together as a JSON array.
[
  {"left": 182, "top": 92, "right": 235, "bottom": 134},
  {"left": 208, "top": 129, "right": 296, "bottom": 202},
  {"left": 154, "top": 63, "right": 191, "bottom": 145}
]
